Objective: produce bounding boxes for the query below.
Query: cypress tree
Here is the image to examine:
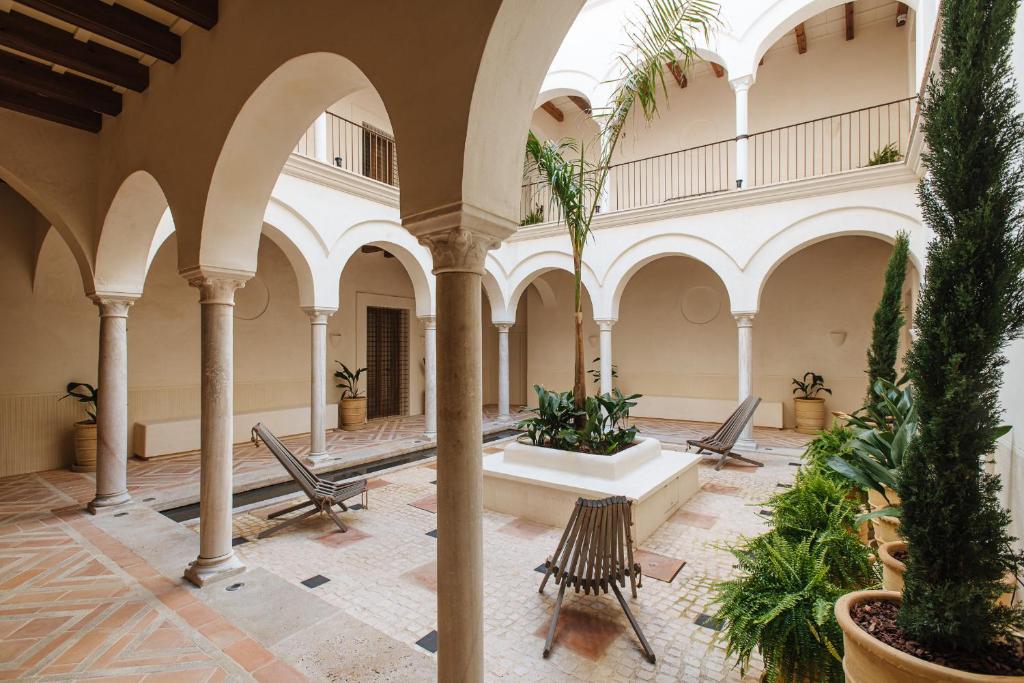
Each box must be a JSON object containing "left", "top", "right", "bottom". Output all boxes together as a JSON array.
[
  {"left": 899, "top": 0, "right": 1024, "bottom": 653},
  {"left": 865, "top": 230, "right": 910, "bottom": 400}
]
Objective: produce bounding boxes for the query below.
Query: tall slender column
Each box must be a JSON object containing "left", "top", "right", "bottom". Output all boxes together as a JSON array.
[
  {"left": 735, "top": 313, "right": 756, "bottom": 450},
  {"left": 88, "top": 296, "right": 136, "bottom": 512},
  {"left": 418, "top": 225, "right": 500, "bottom": 683},
  {"left": 496, "top": 323, "right": 512, "bottom": 416},
  {"left": 731, "top": 75, "right": 754, "bottom": 189},
  {"left": 183, "top": 270, "right": 249, "bottom": 587},
  {"left": 313, "top": 113, "right": 329, "bottom": 163},
  {"left": 304, "top": 308, "right": 334, "bottom": 464},
  {"left": 596, "top": 319, "right": 615, "bottom": 395},
  {"left": 420, "top": 315, "right": 437, "bottom": 437}
]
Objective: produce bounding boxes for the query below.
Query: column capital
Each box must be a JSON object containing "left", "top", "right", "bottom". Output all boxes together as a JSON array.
[
  {"left": 302, "top": 307, "right": 336, "bottom": 324},
  {"left": 733, "top": 312, "right": 756, "bottom": 327},
  {"left": 418, "top": 315, "right": 437, "bottom": 330},
  {"left": 729, "top": 74, "right": 755, "bottom": 92},
  {"left": 90, "top": 294, "right": 138, "bottom": 317},
  {"left": 494, "top": 322, "right": 513, "bottom": 332},
  {"left": 403, "top": 202, "right": 512, "bottom": 275},
  {"left": 595, "top": 318, "right": 617, "bottom": 331},
  {"left": 419, "top": 227, "right": 500, "bottom": 275},
  {"left": 181, "top": 267, "right": 252, "bottom": 305}
]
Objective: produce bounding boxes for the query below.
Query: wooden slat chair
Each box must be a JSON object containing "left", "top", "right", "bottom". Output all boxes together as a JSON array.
[
  {"left": 250, "top": 423, "right": 368, "bottom": 539},
  {"left": 539, "top": 495, "right": 656, "bottom": 663},
  {"left": 686, "top": 395, "right": 763, "bottom": 471}
]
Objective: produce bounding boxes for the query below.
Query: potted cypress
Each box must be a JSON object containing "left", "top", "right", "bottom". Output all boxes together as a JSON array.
[
  {"left": 836, "top": 0, "right": 1024, "bottom": 679},
  {"left": 864, "top": 231, "right": 910, "bottom": 403},
  {"left": 334, "top": 362, "right": 367, "bottom": 431},
  {"left": 791, "top": 372, "right": 832, "bottom": 434},
  {"left": 61, "top": 382, "right": 98, "bottom": 472}
]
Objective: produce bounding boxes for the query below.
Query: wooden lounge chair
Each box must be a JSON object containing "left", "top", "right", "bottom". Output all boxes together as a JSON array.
[
  {"left": 686, "top": 395, "right": 763, "bottom": 471},
  {"left": 539, "top": 495, "right": 656, "bottom": 663},
  {"left": 250, "top": 423, "right": 368, "bottom": 539}
]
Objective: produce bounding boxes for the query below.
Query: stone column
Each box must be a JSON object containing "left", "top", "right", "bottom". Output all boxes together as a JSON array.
[
  {"left": 88, "top": 296, "right": 136, "bottom": 513},
  {"left": 418, "top": 226, "right": 499, "bottom": 683},
  {"left": 313, "top": 112, "right": 329, "bottom": 163},
  {"left": 735, "top": 313, "right": 756, "bottom": 450},
  {"left": 420, "top": 315, "right": 437, "bottom": 438},
  {"left": 184, "top": 270, "right": 249, "bottom": 587},
  {"left": 731, "top": 75, "right": 754, "bottom": 189},
  {"left": 304, "top": 308, "right": 334, "bottom": 463},
  {"left": 496, "top": 323, "right": 512, "bottom": 416},
  {"left": 596, "top": 319, "right": 615, "bottom": 395}
]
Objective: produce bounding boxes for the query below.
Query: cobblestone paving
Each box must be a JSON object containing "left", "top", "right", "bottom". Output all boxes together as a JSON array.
[{"left": 225, "top": 440, "right": 804, "bottom": 682}]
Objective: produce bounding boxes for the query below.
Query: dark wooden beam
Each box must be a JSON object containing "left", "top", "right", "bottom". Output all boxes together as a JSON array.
[
  {"left": 0, "top": 82, "right": 101, "bottom": 131},
  {"left": 667, "top": 61, "right": 687, "bottom": 88},
  {"left": 794, "top": 22, "right": 807, "bottom": 54},
  {"left": 896, "top": 2, "right": 909, "bottom": 26},
  {"left": 568, "top": 95, "right": 591, "bottom": 114},
  {"left": 541, "top": 101, "right": 563, "bottom": 122},
  {"left": 16, "top": 0, "right": 181, "bottom": 63},
  {"left": 710, "top": 62, "right": 724, "bottom": 78},
  {"left": 845, "top": 2, "right": 855, "bottom": 40},
  {"left": 0, "top": 10, "right": 148, "bottom": 91},
  {"left": 360, "top": 245, "right": 382, "bottom": 254},
  {"left": 0, "top": 49, "right": 120, "bottom": 115},
  {"left": 144, "top": 0, "right": 218, "bottom": 31}
]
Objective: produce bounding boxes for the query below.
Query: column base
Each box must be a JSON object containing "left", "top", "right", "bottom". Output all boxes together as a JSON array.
[
  {"left": 87, "top": 491, "right": 132, "bottom": 514},
  {"left": 735, "top": 438, "right": 758, "bottom": 452},
  {"left": 184, "top": 553, "right": 245, "bottom": 587},
  {"left": 305, "top": 452, "right": 331, "bottom": 466},
  {"left": 71, "top": 464, "right": 97, "bottom": 473}
]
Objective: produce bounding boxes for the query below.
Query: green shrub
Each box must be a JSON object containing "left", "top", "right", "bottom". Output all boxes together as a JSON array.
[
  {"left": 516, "top": 385, "right": 641, "bottom": 455},
  {"left": 864, "top": 231, "right": 910, "bottom": 401},
  {"left": 802, "top": 424, "right": 855, "bottom": 481},
  {"left": 866, "top": 142, "right": 903, "bottom": 166}
]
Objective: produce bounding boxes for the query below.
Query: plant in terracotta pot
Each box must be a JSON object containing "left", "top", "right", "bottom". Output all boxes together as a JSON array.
[
  {"left": 836, "top": 0, "right": 1024, "bottom": 678},
  {"left": 333, "top": 361, "right": 367, "bottom": 431},
  {"left": 61, "top": 382, "right": 98, "bottom": 472},
  {"left": 791, "top": 372, "right": 832, "bottom": 435}
]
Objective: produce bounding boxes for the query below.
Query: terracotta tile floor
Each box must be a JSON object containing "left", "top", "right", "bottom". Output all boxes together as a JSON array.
[{"left": 0, "top": 408, "right": 812, "bottom": 681}]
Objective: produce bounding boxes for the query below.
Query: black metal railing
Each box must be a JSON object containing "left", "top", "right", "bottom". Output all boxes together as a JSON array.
[
  {"left": 748, "top": 97, "right": 917, "bottom": 187},
  {"left": 294, "top": 113, "right": 399, "bottom": 187}
]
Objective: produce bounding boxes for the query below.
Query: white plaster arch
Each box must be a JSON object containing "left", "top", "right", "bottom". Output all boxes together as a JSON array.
[
  {"left": 94, "top": 169, "right": 170, "bottom": 297},
  {"left": 536, "top": 71, "right": 601, "bottom": 110},
  {"left": 327, "top": 220, "right": 436, "bottom": 316},
  {"left": 602, "top": 233, "right": 744, "bottom": 319},
  {"left": 505, "top": 251, "right": 601, "bottom": 321},
  {"left": 482, "top": 266, "right": 511, "bottom": 323},
  {"left": 745, "top": 206, "right": 926, "bottom": 310}
]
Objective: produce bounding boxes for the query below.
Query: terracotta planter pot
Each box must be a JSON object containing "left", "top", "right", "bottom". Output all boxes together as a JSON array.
[
  {"left": 868, "top": 486, "right": 903, "bottom": 543},
  {"left": 339, "top": 397, "right": 367, "bottom": 431},
  {"left": 879, "top": 541, "right": 908, "bottom": 592},
  {"left": 72, "top": 420, "right": 97, "bottom": 472},
  {"left": 794, "top": 397, "right": 827, "bottom": 435},
  {"left": 836, "top": 590, "right": 1024, "bottom": 682}
]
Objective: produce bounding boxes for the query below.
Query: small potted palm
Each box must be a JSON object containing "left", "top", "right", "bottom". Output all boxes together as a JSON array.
[
  {"left": 334, "top": 362, "right": 367, "bottom": 431},
  {"left": 61, "top": 382, "right": 98, "bottom": 472},
  {"left": 791, "top": 372, "right": 832, "bottom": 434}
]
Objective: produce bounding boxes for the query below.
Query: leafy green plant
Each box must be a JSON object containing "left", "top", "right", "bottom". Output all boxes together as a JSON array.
[
  {"left": 61, "top": 382, "right": 97, "bottom": 424},
  {"left": 864, "top": 230, "right": 910, "bottom": 402},
  {"left": 333, "top": 361, "right": 366, "bottom": 399},
  {"left": 866, "top": 142, "right": 903, "bottom": 166},
  {"left": 517, "top": 385, "right": 578, "bottom": 450},
  {"left": 802, "top": 424, "right": 855, "bottom": 479},
  {"left": 577, "top": 389, "right": 642, "bottom": 455},
  {"left": 517, "top": 386, "right": 642, "bottom": 455},
  {"left": 519, "top": 203, "right": 545, "bottom": 226},
  {"left": 898, "top": 0, "right": 1024, "bottom": 651},
  {"left": 586, "top": 356, "right": 619, "bottom": 385},
  {"left": 791, "top": 372, "right": 832, "bottom": 399}
]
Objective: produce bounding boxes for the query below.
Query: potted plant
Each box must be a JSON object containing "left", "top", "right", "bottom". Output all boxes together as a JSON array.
[
  {"left": 516, "top": 385, "right": 641, "bottom": 455},
  {"left": 334, "top": 361, "right": 367, "bottom": 431},
  {"left": 61, "top": 382, "right": 98, "bottom": 472},
  {"left": 836, "top": 0, "right": 1024, "bottom": 678},
  {"left": 791, "top": 372, "right": 832, "bottom": 434}
]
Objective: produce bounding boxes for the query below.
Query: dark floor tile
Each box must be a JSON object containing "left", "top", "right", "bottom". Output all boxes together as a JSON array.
[
  {"left": 301, "top": 574, "right": 330, "bottom": 589},
  {"left": 347, "top": 503, "right": 364, "bottom": 510},
  {"left": 695, "top": 613, "right": 724, "bottom": 631},
  {"left": 535, "top": 563, "right": 548, "bottom": 574},
  {"left": 231, "top": 536, "right": 249, "bottom": 547},
  {"left": 416, "top": 630, "right": 438, "bottom": 653},
  {"left": 758, "top": 509, "right": 774, "bottom": 517},
  {"left": 426, "top": 529, "right": 438, "bottom": 539},
  {"left": 776, "top": 482, "right": 792, "bottom": 488}
]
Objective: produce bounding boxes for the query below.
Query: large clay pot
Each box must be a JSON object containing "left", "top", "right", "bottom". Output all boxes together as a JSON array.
[
  {"left": 794, "top": 397, "right": 827, "bottom": 435},
  {"left": 72, "top": 420, "right": 97, "bottom": 472},
  {"left": 836, "top": 590, "right": 1024, "bottom": 682},
  {"left": 339, "top": 397, "right": 367, "bottom": 431},
  {"left": 879, "top": 541, "right": 908, "bottom": 592}
]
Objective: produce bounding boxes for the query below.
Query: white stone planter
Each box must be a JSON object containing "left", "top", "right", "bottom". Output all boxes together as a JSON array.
[{"left": 483, "top": 436, "right": 700, "bottom": 544}]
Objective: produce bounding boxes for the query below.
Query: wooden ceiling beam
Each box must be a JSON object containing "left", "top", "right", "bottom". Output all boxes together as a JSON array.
[
  {"left": 568, "top": 95, "right": 591, "bottom": 114},
  {"left": 541, "top": 100, "right": 563, "bottom": 122},
  {"left": 16, "top": 0, "right": 181, "bottom": 63},
  {"left": 845, "top": 2, "right": 855, "bottom": 40},
  {"left": 0, "top": 10, "right": 148, "bottom": 91},
  {"left": 143, "top": 0, "right": 218, "bottom": 31},
  {"left": 667, "top": 61, "right": 687, "bottom": 88},
  {"left": 794, "top": 23, "right": 807, "bottom": 54},
  {"left": 0, "top": 81, "right": 101, "bottom": 131},
  {"left": 896, "top": 2, "right": 909, "bottom": 26},
  {"left": 0, "top": 49, "right": 120, "bottom": 114},
  {"left": 710, "top": 62, "right": 724, "bottom": 78}
]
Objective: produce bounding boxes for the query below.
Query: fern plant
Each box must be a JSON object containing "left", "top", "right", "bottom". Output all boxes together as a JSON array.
[{"left": 866, "top": 141, "right": 903, "bottom": 166}]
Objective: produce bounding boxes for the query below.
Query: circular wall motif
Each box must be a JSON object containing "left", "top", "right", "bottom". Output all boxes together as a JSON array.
[
  {"left": 234, "top": 276, "right": 270, "bottom": 321},
  {"left": 680, "top": 285, "right": 721, "bottom": 325}
]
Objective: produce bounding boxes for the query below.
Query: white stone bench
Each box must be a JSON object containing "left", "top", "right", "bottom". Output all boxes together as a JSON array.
[
  {"left": 633, "top": 395, "right": 783, "bottom": 428},
  {"left": 133, "top": 404, "right": 339, "bottom": 459}
]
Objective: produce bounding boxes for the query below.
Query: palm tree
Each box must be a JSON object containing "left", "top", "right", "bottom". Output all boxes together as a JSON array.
[{"left": 524, "top": 0, "right": 719, "bottom": 419}]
